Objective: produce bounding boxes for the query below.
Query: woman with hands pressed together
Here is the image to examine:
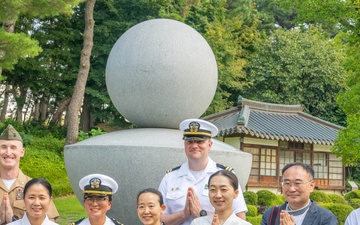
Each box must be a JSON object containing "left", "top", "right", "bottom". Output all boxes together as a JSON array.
[{"left": 190, "top": 170, "right": 251, "bottom": 225}]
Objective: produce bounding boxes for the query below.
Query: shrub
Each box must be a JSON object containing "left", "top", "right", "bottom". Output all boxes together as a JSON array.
[
  {"left": 257, "top": 190, "right": 277, "bottom": 207},
  {"left": 21, "top": 145, "right": 72, "bottom": 197},
  {"left": 310, "top": 190, "right": 332, "bottom": 203},
  {"left": 344, "top": 190, "right": 360, "bottom": 201},
  {"left": 244, "top": 191, "right": 258, "bottom": 205},
  {"left": 328, "top": 194, "right": 346, "bottom": 204},
  {"left": 320, "top": 203, "right": 354, "bottom": 225},
  {"left": 272, "top": 194, "right": 285, "bottom": 205},
  {"left": 246, "top": 204, "right": 258, "bottom": 217},
  {"left": 78, "top": 128, "right": 106, "bottom": 141},
  {"left": 246, "top": 215, "right": 262, "bottom": 225},
  {"left": 350, "top": 198, "right": 360, "bottom": 209},
  {"left": 29, "top": 136, "right": 65, "bottom": 156}
]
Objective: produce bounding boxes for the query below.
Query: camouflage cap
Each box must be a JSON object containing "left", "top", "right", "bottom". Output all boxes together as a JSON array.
[{"left": 0, "top": 125, "right": 23, "bottom": 143}]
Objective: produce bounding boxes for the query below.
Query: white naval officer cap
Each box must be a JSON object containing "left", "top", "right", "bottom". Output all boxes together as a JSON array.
[
  {"left": 179, "top": 118, "right": 218, "bottom": 141},
  {"left": 79, "top": 174, "right": 118, "bottom": 196}
]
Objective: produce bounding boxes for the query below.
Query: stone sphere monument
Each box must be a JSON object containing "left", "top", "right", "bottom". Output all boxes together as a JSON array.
[
  {"left": 105, "top": 18, "right": 218, "bottom": 128},
  {"left": 64, "top": 19, "right": 252, "bottom": 225}
]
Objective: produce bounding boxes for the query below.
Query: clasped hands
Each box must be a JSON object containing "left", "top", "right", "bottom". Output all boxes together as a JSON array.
[
  {"left": 183, "top": 187, "right": 221, "bottom": 225},
  {"left": 280, "top": 210, "right": 295, "bottom": 225},
  {"left": 0, "top": 193, "right": 14, "bottom": 225},
  {"left": 183, "top": 187, "right": 202, "bottom": 218}
]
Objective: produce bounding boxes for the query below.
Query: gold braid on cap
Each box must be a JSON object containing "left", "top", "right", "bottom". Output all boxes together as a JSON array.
[
  {"left": 183, "top": 131, "right": 212, "bottom": 137},
  {"left": 83, "top": 190, "right": 113, "bottom": 195}
]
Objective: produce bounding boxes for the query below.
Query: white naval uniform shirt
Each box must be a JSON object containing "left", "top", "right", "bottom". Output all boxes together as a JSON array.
[
  {"left": 7, "top": 213, "right": 58, "bottom": 225},
  {"left": 78, "top": 216, "right": 114, "bottom": 225},
  {"left": 158, "top": 157, "right": 248, "bottom": 225},
  {"left": 190, "top": 212, "right": 252, "bottom": 225}
]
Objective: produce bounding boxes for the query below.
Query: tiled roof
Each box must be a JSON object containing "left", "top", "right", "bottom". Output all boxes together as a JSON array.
[{"left": 203, "top": 97, "right": 343, "bottom": 145}]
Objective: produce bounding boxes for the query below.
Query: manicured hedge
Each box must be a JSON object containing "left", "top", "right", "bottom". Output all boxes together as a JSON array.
[
  {"left": 328, "top": 193, "right": 346, "bottom": 204},
  {"left": 320, "top": 203, "right": 354, "bottom": 225},
  {"left": 244, "top": 191, "right": 258, "bottom": 205},
  {"left": 349, "top": 198, "right": 360, "bottom": 209},
  {"left": 310, "top": 190, "right": 332, "bottom": 203},
  {"left": 344, "top": 190, "right": 360, "bottom": 201},
  {"left": 246, "top": 204, "right": 258, "bottom": 217},
  {"left": 246, "top": 215, "right": 262, "bottom": 225},
  {"left": 257, "top": 190, "right": 278, "bottom": 207}
]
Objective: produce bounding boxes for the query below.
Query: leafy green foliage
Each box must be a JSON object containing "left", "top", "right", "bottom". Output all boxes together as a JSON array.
[
  {"left": 243, "top": 25, "right": 347, "bottom": 125},
  {"left": 0, "top": 29, "right": 42, "bottom": 71},
  {"left": 278, "top": 0, "right": 360, "bottom": 168},
  {"left": 328, "top": 193, "right": 346, "bottom": 204},
  {"left": 344, "top": 190, "right": 360, "bottom": 201},
  {"left": 20, "top": 136, "right": 70, "bottom": 197},
  {"left": 349, "top": 198, "right": 360, "bottom": 209},
  {"left": 310, "top": 190, "right": 332, "bottom": 203},
  {"left": 255, "top": 0, "right": 297, "bottom": 33},
  {"left": 244, "top": 191, "right": 258, "bottom": 205},
  {"left": 246, "top": 204, "right": 258, "bottom": 217},
  {"left": 319, "top": 203, "right": 353, "bottom": 225},
  {"left": 0, "top": 0, "right": 82, "bottom": 72},
  {"left": 256, "top": 190, "right": 277, "bottom": 206},
  {"left": 78, "top": 128, "right": 106, "bottom": 141},
  {"left": 246, "top": 215, "right": 262, "bottom": 225},
  {"left": 332, "top": 83, "right": 360, "bottom": 165}
]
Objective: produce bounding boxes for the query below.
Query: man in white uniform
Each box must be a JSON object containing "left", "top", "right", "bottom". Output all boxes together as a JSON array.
[{"left": 158, "top": 118, "right": 247, "bottom": 225}]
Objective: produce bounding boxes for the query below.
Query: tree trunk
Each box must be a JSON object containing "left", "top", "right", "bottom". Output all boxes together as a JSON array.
[
  {"left": 79, "top": 95, "right": 91, "bottom": 132},
  {"left": 51, "top": 98, "right": 71, "bottom": 124},
  {"left": 40, "top": 101, "right": 48, "bottom": 122},
  {"left": 0, "top": 85, "right": 10, "bottom": 122},
  {"left": 33, "top": 96, "right": 40, "bottom": 121},
  {"left": 23, "top": 95, "right": 32, "bottom": 122},
  {"left": 15, "top": 86, "right": 27, "bottom": 123},
  {"left": 66, "top": 0, "right": 96, "bottom": 145}
]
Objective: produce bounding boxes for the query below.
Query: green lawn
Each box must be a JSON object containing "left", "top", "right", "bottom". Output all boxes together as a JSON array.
[{"left": 53, "top": 195, "right": 87, "bottom": 225}]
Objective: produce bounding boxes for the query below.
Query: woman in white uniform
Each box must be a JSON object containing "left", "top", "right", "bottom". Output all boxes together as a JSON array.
[
  {"left": 7, "top": 178, "right": 58, "bottom": 225},
  {"left": 190, "top": 170, "right": 251, "bottom": 225},
  {"left": 73, "top": 174, "right": 123, "bottom": 225}
]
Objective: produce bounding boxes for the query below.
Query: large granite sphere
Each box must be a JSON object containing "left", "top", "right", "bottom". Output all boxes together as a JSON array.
[
  {"left": 106, "top": 19, "right": 218, "bottom": 129},
  {"left": 64, "top": 128, "right": 252, "bottom": 225}
]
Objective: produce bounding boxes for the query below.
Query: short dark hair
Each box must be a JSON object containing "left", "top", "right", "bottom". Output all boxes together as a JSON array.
[
  {"left": 208, "top": 170, "right": 238, "bottom": 191},
  {"left": 23, "top": 178, "right": 52, "bottom": 197},
  {"left": 137, "top": 188, "right": 164, "bottom": 205},
  {"left": 281, "top": 162, "right": 314, "bottom": 179}
]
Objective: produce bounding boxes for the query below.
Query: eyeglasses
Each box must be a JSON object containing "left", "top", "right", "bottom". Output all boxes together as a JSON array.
[
  {"left": 281, "top": 180, "right": 313, "bottom": 189},
  {"left": 84, "top": 197, "right": 108, "bottom": 204}
]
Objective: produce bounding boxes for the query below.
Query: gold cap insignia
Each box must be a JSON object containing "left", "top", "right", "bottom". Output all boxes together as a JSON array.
[
  {"left": 189, "top": 122, "right": 200, "bottom": 132},
  {"left": 90, "top": 178, "right": 101, "bottom": 189}
]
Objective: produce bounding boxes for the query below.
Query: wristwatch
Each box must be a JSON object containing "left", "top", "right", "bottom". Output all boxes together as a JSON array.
[{"left": 200, "top": 209, "right": 207, "bottom": 217}]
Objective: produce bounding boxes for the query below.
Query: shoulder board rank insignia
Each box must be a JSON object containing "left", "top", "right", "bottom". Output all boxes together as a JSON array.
[
  {"left": 111, "top": 217, "right": 124, "bottom": 225},
  {"left": 216, "top": 163, "right": 234, "bottom": 172},
  {"left": 69, "top": 218, "right": 84, "bottom": 225},
  {"left": 166, "top": 165, "right": 181, "bottom": 173}
]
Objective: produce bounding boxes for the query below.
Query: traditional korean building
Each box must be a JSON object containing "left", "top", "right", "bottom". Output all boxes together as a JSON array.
[{"left": 203, "top": 96, "right": 345, "bottom": 194}]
